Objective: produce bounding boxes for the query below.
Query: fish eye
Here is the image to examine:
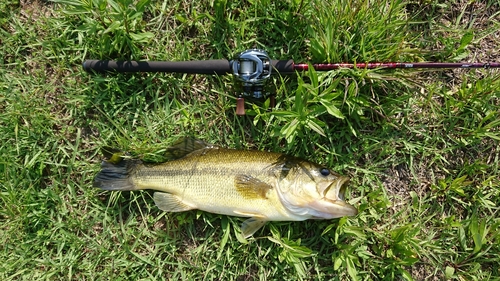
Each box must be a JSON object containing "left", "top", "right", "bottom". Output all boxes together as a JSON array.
[{"left": 320, "top": 168, "right": 330, "bottom": 176}]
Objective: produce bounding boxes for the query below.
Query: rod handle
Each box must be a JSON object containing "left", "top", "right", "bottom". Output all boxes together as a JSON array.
[
  {"left": 82, "top": 59, "right": 295, "bottom": 75},
  {"left": 82, "top": 59, "right": 232, "bottom": 75},
  {"left": 272, "top": 59, "right": 294, "bottom": 73}
]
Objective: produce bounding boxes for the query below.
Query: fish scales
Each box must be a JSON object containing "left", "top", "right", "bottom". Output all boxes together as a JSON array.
[{"left": 131, "top": 148, "right": 289, "bottom": 219}]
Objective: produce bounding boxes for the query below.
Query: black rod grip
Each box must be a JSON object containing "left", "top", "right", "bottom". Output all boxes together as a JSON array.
[
  {"left": 271, "top": 59, "right": 294, "bottom": 74},
  {"left": 82, "top": 59, "right": 231, "bottom": 75},
  {"left": 83, "top": 59, "right": 295, "bottom": 75}
]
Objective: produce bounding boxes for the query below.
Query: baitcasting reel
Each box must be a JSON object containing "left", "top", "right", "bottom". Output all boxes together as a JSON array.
[{"left": 231, "top": 49, "right": 273, "bottom": 115}]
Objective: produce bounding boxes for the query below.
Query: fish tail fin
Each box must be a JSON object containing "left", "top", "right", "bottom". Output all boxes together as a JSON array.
[{"left": 93, "top": 155, "right": 141, "bottom": 191}]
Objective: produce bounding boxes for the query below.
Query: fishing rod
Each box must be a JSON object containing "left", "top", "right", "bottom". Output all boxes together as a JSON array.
[{"left": 83, "top": 49, "right": 500, "bottom": 115}]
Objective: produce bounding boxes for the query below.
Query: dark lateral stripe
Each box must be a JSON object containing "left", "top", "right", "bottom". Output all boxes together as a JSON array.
[{"left": 135, "top": 166, "right": 266, "bottom": 178}]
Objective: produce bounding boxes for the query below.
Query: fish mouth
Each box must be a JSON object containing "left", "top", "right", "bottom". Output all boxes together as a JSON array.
[
  {"left": 336, "top": 177, "right": 350, "bottom": 201},
  {"left": 322, "top": 176, "right": 358, "bottom": 217},
  {"left": 323, "top": 176, "right": 350, "bottom": 200}
]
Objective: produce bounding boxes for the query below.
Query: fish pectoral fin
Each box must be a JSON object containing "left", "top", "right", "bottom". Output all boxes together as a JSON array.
[
  {"left": 233, "top": 210, "right": 266, "bottom": 217},
  {"left": 241, "top": 217, "right": 267, "bottom": 238},
  {"left": 234, "top": 175, "right": 273, "bottom": 199},
  {"left": 153, "top": 192, "right": 194, "bottom": 212}
]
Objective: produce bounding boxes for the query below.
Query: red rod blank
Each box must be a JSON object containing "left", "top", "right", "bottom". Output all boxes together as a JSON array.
[{"left": 293, "top": 62, "right": 500, "bottom": 71}]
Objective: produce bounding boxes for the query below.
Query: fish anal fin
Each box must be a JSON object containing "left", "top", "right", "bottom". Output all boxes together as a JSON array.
[
  {"left": 234, "top": 175, "right": 273, "bottom": 199},
  {"left": 241, "top": 218, "right": 267, "bottom": 238},
  {"left": 153, "top": 192, "right": 194, "bottom": 212}
]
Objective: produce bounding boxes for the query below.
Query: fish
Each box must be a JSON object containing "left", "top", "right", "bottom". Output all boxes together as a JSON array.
[{"left": 93, "top": 138, "right": 358, "bottom": 238}]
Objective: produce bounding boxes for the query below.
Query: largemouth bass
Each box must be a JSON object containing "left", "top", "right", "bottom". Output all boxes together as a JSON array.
[{"left": 94, "top": 138, "right": 357, "bottom": 237}]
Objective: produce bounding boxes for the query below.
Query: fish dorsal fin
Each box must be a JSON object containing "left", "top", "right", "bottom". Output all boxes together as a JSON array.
[
  {"left": 153, "top": 192, "right": 194, "bottom": 212},
  {"left": 241, "top": 218, "right": 267, "bottom": 238},
  {"left": 234, "top": 175, "right": 273, "bottom": 199},
  {"left": 164, "top": 138, "right": 217, "bottom": 160}
]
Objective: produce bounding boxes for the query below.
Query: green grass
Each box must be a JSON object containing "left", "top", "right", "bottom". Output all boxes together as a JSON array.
[{"left": 1, "top": 0, "right": 499, "bottom": 280}]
